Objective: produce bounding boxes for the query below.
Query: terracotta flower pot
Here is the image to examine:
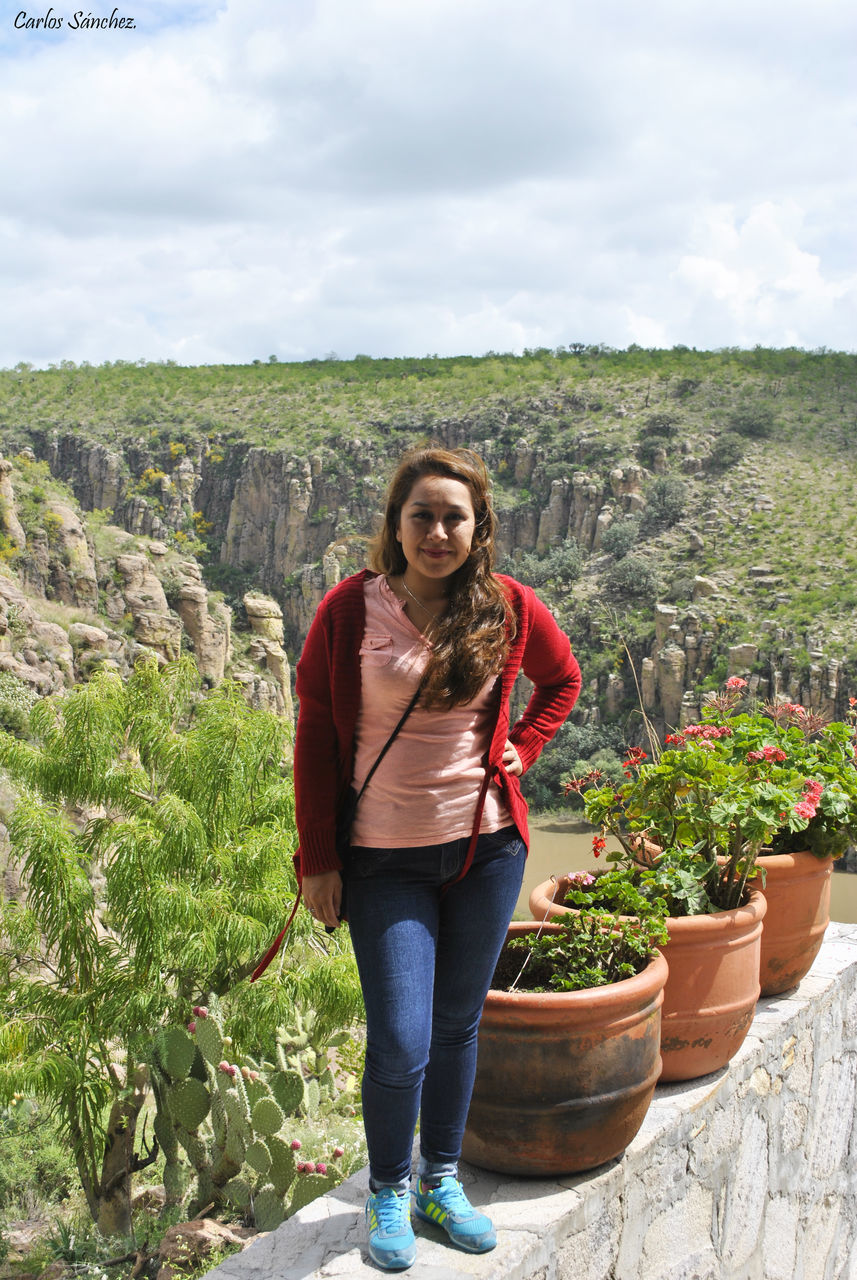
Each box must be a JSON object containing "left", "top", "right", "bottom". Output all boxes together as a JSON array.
[
  {"left": 462, "top": 921, "right": 668, "bottom": 1176},
  {"left": 528, "top": 875, "right": 767, "bottom": 1083},
  {"left": 750, "top": 850, "right": 834, "bottom": 996}
]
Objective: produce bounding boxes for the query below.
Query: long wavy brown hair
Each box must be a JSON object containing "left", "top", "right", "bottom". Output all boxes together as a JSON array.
[{"left": 370, "top": 446, "right": 515, "bottom": 708}]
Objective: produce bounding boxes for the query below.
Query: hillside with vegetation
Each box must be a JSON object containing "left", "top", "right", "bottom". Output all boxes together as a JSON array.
[{"left": 0, "top": 344, "right": 855, "bottom": 807}]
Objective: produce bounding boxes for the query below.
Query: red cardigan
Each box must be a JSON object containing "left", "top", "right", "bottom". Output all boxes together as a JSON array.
[{"left": 293, "top": 570, "right": 582, "bottom": 879}]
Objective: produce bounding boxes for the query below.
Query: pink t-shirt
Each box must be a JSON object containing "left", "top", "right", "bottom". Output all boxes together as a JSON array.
[{"left": 349, "top": 575, "right": 512, "bottom": 848}]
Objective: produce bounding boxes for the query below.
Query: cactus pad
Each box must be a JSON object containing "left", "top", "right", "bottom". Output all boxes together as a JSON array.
[
  {"left": 288, "top": 1170, "right": 337, "bottom": 1216},
  {"left": 224, "top": 1088, "right": 251, "bottom": 1132},
  {"left": 267, "top": 1135, "right": 297, "bottom": 1195},
  {"left": 156, "top": 1026, "right": 197, "bottom": 1081},
  {"left": 271, "top": 1068, "right": 305, "bottom": 1115},
  {"left": 221, "top": 1175, "right": 252, "bottom": 1209},
  {"left": 153, "top": 1109, "right": 179, "bottom": 1160},
  {"left": 252, "top": 1095, "right": 285, "bottom": 1137},
  {"left": 245, "top": 1139, "right": 272, "bottom": 1176},
  {"left": 167, "top": 1077, "right": 211, "bottom": 1130},
  {"left": 225, "top": 1126, "right": 247, "bottom": 1167},
  {"left": 303, "top": 1078, "right": 321, "bottom": 1117},
  {"left": 194, "top": 1015, "right": 224, "bottom": 1065},
  {"left": 253, "top": 1185, "right": 286, "bottom": 1232}
]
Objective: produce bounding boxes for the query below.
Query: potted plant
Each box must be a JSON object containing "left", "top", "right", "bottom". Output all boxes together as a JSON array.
[
  {"left": 462, "top": 910, "right": 669, "bottom": 1177},
  {"left": 531, "top": 682, "right": 857, "bottom": 1075},
  {"left": 653, "top": 680, "right": 857, "bottom": 995},
  {"left": 530, "top": 860, "right": 767, "bottom": 1084}
]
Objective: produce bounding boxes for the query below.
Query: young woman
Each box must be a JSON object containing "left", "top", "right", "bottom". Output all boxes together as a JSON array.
[{"left": 294, "top": 447, "right": 581, "bottom": 1271}]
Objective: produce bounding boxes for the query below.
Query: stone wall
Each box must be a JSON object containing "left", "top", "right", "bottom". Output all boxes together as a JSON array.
[{"left": 206, "top": 923, "right": 857, "bottom": 1280}]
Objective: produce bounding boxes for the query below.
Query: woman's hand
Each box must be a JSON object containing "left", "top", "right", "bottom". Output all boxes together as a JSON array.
[
  {"left": 502, "top": 739, "right": 523, "bottom": 776},
  {"left": 302, "top": 871, "right": 344, "bottom": 929}
]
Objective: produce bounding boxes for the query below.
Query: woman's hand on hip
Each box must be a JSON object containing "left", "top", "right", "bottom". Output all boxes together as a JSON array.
[
  {"left": 302, "top": 871, "right": 344, "bottom": 929},
  {"left": 502, "top": 739, "right": 523, "bottom": 776}
]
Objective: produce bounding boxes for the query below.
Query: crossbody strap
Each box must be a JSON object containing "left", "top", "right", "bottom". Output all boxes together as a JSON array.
[
  {"left": 250, "top": 678, "right": 424, "bottom": 983},
  {"left": 353, "top": 678, "right": 423, "bottom": 809}
]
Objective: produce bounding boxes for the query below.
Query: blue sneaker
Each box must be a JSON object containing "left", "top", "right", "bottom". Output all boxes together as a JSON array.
[
  {"left": 414, "top": 1176, "right": 497, "bottom": 1253},
  {"left": 365, "top": 1187, "right": 416, "bottom": 1271}
]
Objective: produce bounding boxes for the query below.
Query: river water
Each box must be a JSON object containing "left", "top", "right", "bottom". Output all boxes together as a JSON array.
[{"left": 519, "top": 819, "right": 857, "bottom": 923}]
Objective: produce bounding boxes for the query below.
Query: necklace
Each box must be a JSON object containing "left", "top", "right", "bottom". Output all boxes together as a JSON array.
[{"left": 399, "top": 576, "right": 444, "bottom": 626}]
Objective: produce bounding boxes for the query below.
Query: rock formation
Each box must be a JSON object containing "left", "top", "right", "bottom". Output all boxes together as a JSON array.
[
  {"left": 174, "top": 561, "right": 231, "bottom": 683},
  {"left": 243, "top": 594, "right": 294, "bottom": 719}
]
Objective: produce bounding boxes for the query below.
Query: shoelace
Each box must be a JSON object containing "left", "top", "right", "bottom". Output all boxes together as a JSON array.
[
  {"left": 423, "top": 1179, "right": 471, "bottom": 1216},
  {"left": 372, "top": 1189, "right": 410, "bottom": 1233}
]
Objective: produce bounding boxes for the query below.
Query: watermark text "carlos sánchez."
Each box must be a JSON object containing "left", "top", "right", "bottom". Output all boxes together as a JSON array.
[{"left": 15, "top": 8, "right": 136, "bottom": 29}]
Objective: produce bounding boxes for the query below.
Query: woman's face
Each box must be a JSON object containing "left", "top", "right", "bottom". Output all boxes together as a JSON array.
[{"left": 396, "top": 473, "right": 477, "bottom": 588}]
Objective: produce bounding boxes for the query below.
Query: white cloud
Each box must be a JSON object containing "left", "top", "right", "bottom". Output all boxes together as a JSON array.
[
  {"left": 0, "top": 0, "right": 855, "bottom": 365},
  {"left": 674, "top": 202, "right": 857, "bottom": 346}
]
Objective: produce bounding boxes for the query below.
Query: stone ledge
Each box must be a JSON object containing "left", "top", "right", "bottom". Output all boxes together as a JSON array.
[{"left": 206, "top": 923, "right": 857, "bottom": 1280}]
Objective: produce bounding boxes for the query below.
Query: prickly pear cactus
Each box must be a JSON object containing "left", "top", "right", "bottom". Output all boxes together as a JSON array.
[{"left": 148, "top": 993, "right": 351, "bottom": 1228}]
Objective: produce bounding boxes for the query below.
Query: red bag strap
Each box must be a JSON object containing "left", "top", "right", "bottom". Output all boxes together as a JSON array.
[{"left": 249, "top": 884, "right": 302, "bottom": 983}]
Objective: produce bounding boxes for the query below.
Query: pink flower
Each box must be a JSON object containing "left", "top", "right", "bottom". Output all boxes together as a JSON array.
[
  {"left": 802, "top": 779, "right": 823, "bottom": 799},
  {"left": 698, "top": 740, "right": 715, "bottom": 751},
  {"left": 794, "top": 801, "right": 818, "bottom": 820},
  {"left": 725, "top": 676, "right": 747, "bottom": 689}
]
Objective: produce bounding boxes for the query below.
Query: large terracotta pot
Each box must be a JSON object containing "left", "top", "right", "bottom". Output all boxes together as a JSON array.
[
  {"left": 750, "top": 850, "right": 833, "bottom": 996},
  {"left": 462, "top": 920, "right": 668, "bottom": 1176},
  {"left": 529, "top": 875, "right": 766, "bottom": 1083}
]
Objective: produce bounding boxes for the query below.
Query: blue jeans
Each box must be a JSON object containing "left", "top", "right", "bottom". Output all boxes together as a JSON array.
[{"left": 345, "top": 826, "right": 526, "bottom": 1192}]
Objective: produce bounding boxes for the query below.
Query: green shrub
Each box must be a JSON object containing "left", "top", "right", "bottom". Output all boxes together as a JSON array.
[
  {"left": 600, "top": 519, "right": 639, "bottom": 560},
  {"left": 640, "top": 476, "right": 688, "bottom": 531},
  {"left": 638, "top": 412, "right": 681, "bottom": 438},
  {"left": 603, "top": 555, "right": 659, "bottom": 601},
  {"left": 728, "top": 401, "right": 776, "bottom": 438},
  {"left": 709, "top": 431, "right": 746, "bottom": 470},
  {"left": 503, "top": 540, "right": 583, "bottom": 589}
]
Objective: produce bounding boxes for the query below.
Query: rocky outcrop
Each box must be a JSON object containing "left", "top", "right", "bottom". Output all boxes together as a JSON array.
[
  {"left": 118, "top": 495, "right": 171, "bottom": 541},
  {"left": 174, "top": 561, "right": 231, "bottom": 683},
  {"left": 636, "top": 601, "right": 850, "bottom": 734},
  {"left": 47, "top": 436, "right": 126, "bottom": 511},
  {"left": 243, "top": 594, "right": 293, "bottom": 719},
  {"left": 0, "top": 576, "right": 74, "bottom": 693},
  {"left": 45, "top": 502, "right": 98, "bottom": 606},
  {"left": 0, "top": 458, "right": 27, "bottom": 549},
  {"left": 114, "top": 553, "right": 182, "bottom": 662}
]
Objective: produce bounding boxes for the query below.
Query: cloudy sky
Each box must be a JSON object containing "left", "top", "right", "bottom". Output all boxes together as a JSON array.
[{"left": 1, "top": 0, "right": 855, "bottom": 367}]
